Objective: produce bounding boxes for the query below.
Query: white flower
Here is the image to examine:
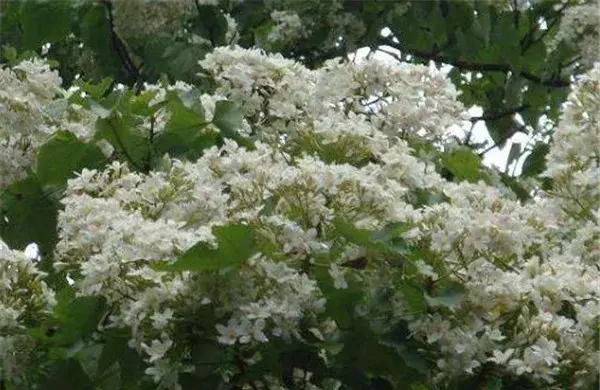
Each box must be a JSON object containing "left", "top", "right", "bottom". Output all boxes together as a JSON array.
[
  {"left": 328, "top": 264, "right": 348, "bottom": 290},
  {"left": 141, "top": 338, "right": 173, "bottom": 363},
  {"left": 414, "top": 259, "right": 438, "bottom": 280},
  {"left": 24, "top": 243, "right": 40, "bottom": 262},
  {"left": 488, "top": 349, "right": 515, "bottom": 365},
  {"left": 216, "top": 320, "right": 242, "bottom": 345},
  {"left": 150, "top": 309, "right": 174, "bottom": 330}
]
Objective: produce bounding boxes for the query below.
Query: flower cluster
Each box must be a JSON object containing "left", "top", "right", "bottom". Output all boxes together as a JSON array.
[
  {"left": 549, "top": 0, "right": 599, "bottom": 68},
  {"left": 111, "top": 0, "right": 197, "bottom": 43},
  {"left": 0, "top": 58, "right": 97, "bottom": 191},
  {"left": 0, "top": 240, "right": 56, "bottom": 386},
  {"left": 1, "top": 38, "right": 598, "bottom": 388}
]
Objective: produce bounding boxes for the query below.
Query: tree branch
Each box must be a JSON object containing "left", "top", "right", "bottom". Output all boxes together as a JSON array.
[
  {"left": 103, "top": 0, "right": 141, "bottom": 84},
  {"left": 379, "top": 37, "right": 570, "bottom": 88}
]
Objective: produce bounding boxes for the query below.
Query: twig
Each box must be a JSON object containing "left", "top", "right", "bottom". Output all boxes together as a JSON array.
[
  {"left": 103, "top": 0, "right": 141, "bottom": 85},
  {"left": 378, "top": 36, "right": 570, "bottom": 88}
]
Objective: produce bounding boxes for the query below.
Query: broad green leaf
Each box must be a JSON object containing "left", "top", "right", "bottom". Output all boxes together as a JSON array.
[
  {"left": 521, "top": 143, "right": 550, "bottom": 177},
  {"left": 486, "top": 116, "right": 517, "bottom": 147},
  {"left": 400, "top": 283, "right": 427, "bottom": 315},
  {"left": 212, "top": 100, "right": 244, "bottom": 138},
  {"left": 51, "top": 295, "right": 108, "bottom": 345},
  {"left": 190, "top": 5, "right": 229, "bottom": 46},
  {"left": 164, "top": 93, "right": 206, "bottom": 133},
  {"left": 79, "top": 2, "right": 126, "bottom": 82},
  {"left": 332, "top": 217, "right": 372, "bottom": 247},
  {"left": 41, "top": 359, "right": 94, "bottom": 390},
  {"left": 474, "top": 2, "right": 491, "bottom": 47},
  {"left": 95, "top": 115, "right": 150, "bottom": 172},
  {"left": 0, "top": 176, "right": 58, "bottom": 255},
  {"left": 151, "top": 93, "right": 218, "bottom": 159},
  {"left": 99, "top": 329, "right": 148, "bottom": 388},
  {"left": 20, "top": 0, "right": 72, "bottom": 50},
  {"left": 77, "top": 78, "right": 115, "bottom": 101},
  {"left": 37, "top": 131, "right": 106, "bottom": 187},
  {"left": 499, "top": 173, "right": 531, "bottom": 202},
  {"left": 442, "top": 148, "right": 482, "bottom": 183},
  {"left": 163, "top": 224, "right": 256, "bottom": 271}
]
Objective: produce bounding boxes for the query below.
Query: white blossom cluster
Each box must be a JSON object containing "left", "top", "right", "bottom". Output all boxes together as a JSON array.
[
  {"left": 0, "top": 240, "right": 56, "bottom": 384},
  {"left": 111, "top": 0, "right": 197, "bottom": 42},
  {"left": 0, "top": 42, "right": 598, "bottom": 388},
  {"left": 48, "top": 46, "right": 599, "bottom": 388},
  {"left": 267, "top": 10, "right": 306, "bottom": 44},
  {"left": 549, "top": 0, "right": 600, "bottom": 68},
  {"left": 258, "top": 0, "right": 368, "bottom": 54},
  {"left": 404, "top": 65, "right": 600, "bottom": 386},
  {"left": 0, "top": 58, "right": 96, "bottom": 190},
  {"left": 201, "top": 46, "right": 466, "bottom": 160}
]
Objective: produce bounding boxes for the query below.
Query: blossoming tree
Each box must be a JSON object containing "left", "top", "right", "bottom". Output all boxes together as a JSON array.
[{"left": 0, "top": 1, "right": 598, "bottom": 389}]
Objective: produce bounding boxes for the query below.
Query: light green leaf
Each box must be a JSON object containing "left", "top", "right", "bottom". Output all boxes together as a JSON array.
[
  {"left": 161, "top": 224, "right": 256, "bottom": 271},
  {"left": 442, "top": 148, "right": 482, "bottom": 183},
  {"left": 37, "top": 131, "right": 106, "bottom": 187},
  {"left": 212, "top": 101, "right": 244, "bottom": 138}
]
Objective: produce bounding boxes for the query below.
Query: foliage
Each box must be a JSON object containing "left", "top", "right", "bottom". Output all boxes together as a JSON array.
[{"left": 0, "top": 1, "right": 598, "bottom": 390}]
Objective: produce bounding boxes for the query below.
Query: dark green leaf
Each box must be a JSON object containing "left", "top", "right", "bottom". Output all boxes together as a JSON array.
[
  {"left": 162, "top": 224, "right": 256, "bottom": 271},
  {"left": 37, "top": 131, "right": 106, "bottom": 187},
  {"left": 99, "top": 329, "right": 148, "bottom": 388},
  {"left": 51, "top": 296, "right": 108, "bottom": 345},
  {"left": 521, "top": 143, "right": 550, "bottom": 177},
  {"left": 0, "top": 176, "right": 58, "bottom": 255},
  {"left": 42, "top": 359, "right": 94, "bottom": 390},
  {"left": 20, "top": 0, "right": 72, "bottom": 50},
  {"left": 400, "top": 283, "right": 427, "bottom": 315},
  {"left": 212, "top": 100, "right": 244, "bottom": 139},
  {"left": 95, "top": 115, "right": 150, "bottom": 172},
  {"left": 442, "top": 148, "right": 482, "bottom": 183}
]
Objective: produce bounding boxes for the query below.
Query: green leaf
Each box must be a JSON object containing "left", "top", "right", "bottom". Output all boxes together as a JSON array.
[
  {"left": 399, "top": 283, "right": 427, "bottom": 315},
  {"left": 42, "top": 359, "right": 95, "bottom": 390},
  {"left": 190, "top": 5, "right": 229, "bottom": 46},
  {"left": 474, "top": 2, "right": 491, "bottom": 47},
  {"left": 0, "top": 176, "right": 58, "bottom": 255},
  {"left": 315, "top": 266, "right": 363, "bottom": 329},
  {"left": 152, "top": 93, "right": 218, "bottom": 160},
  {"left": 79, "top": 3, "right": 126, "bottom": 82},
  {"left": 486, "top": 115, "right": 517, "bottom": 147},
  {"left": 51, "top": 296, "right": 108, "bottom": 345},
  {"left": 99, "top": 329, "right": 148, "bottom": 388},
  {"left": 442, "top": 148, "right": 482, "bottom": 183},
  {"left": 212, "top": 100, "right": 244, "bottom": 139},
  {"left": 332, "top": 218, "right": 372, "bottom": 247},
  {"left": 95, "top": 115, "right": 150, "bottom": 172},
  {"left": 499, "top": 173, "right": 531, "bottom": 202},
  {"left": 483, "top": 377, "right": 503, "bottom": 390},
  {"left": 425, "top": 282, "right": 466, "bottom": 309},
  {"left": 161, "top": 224, "right": 256, "bottom": 271},
  {"left": 37, "top": 131, "right": 106, "bottom": 187},
  {"left": 20, "top": 0, "right": 72, "bottom": 50},
  {"left": 521, "top": 143, "right": 550, "bottom": 177}
]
